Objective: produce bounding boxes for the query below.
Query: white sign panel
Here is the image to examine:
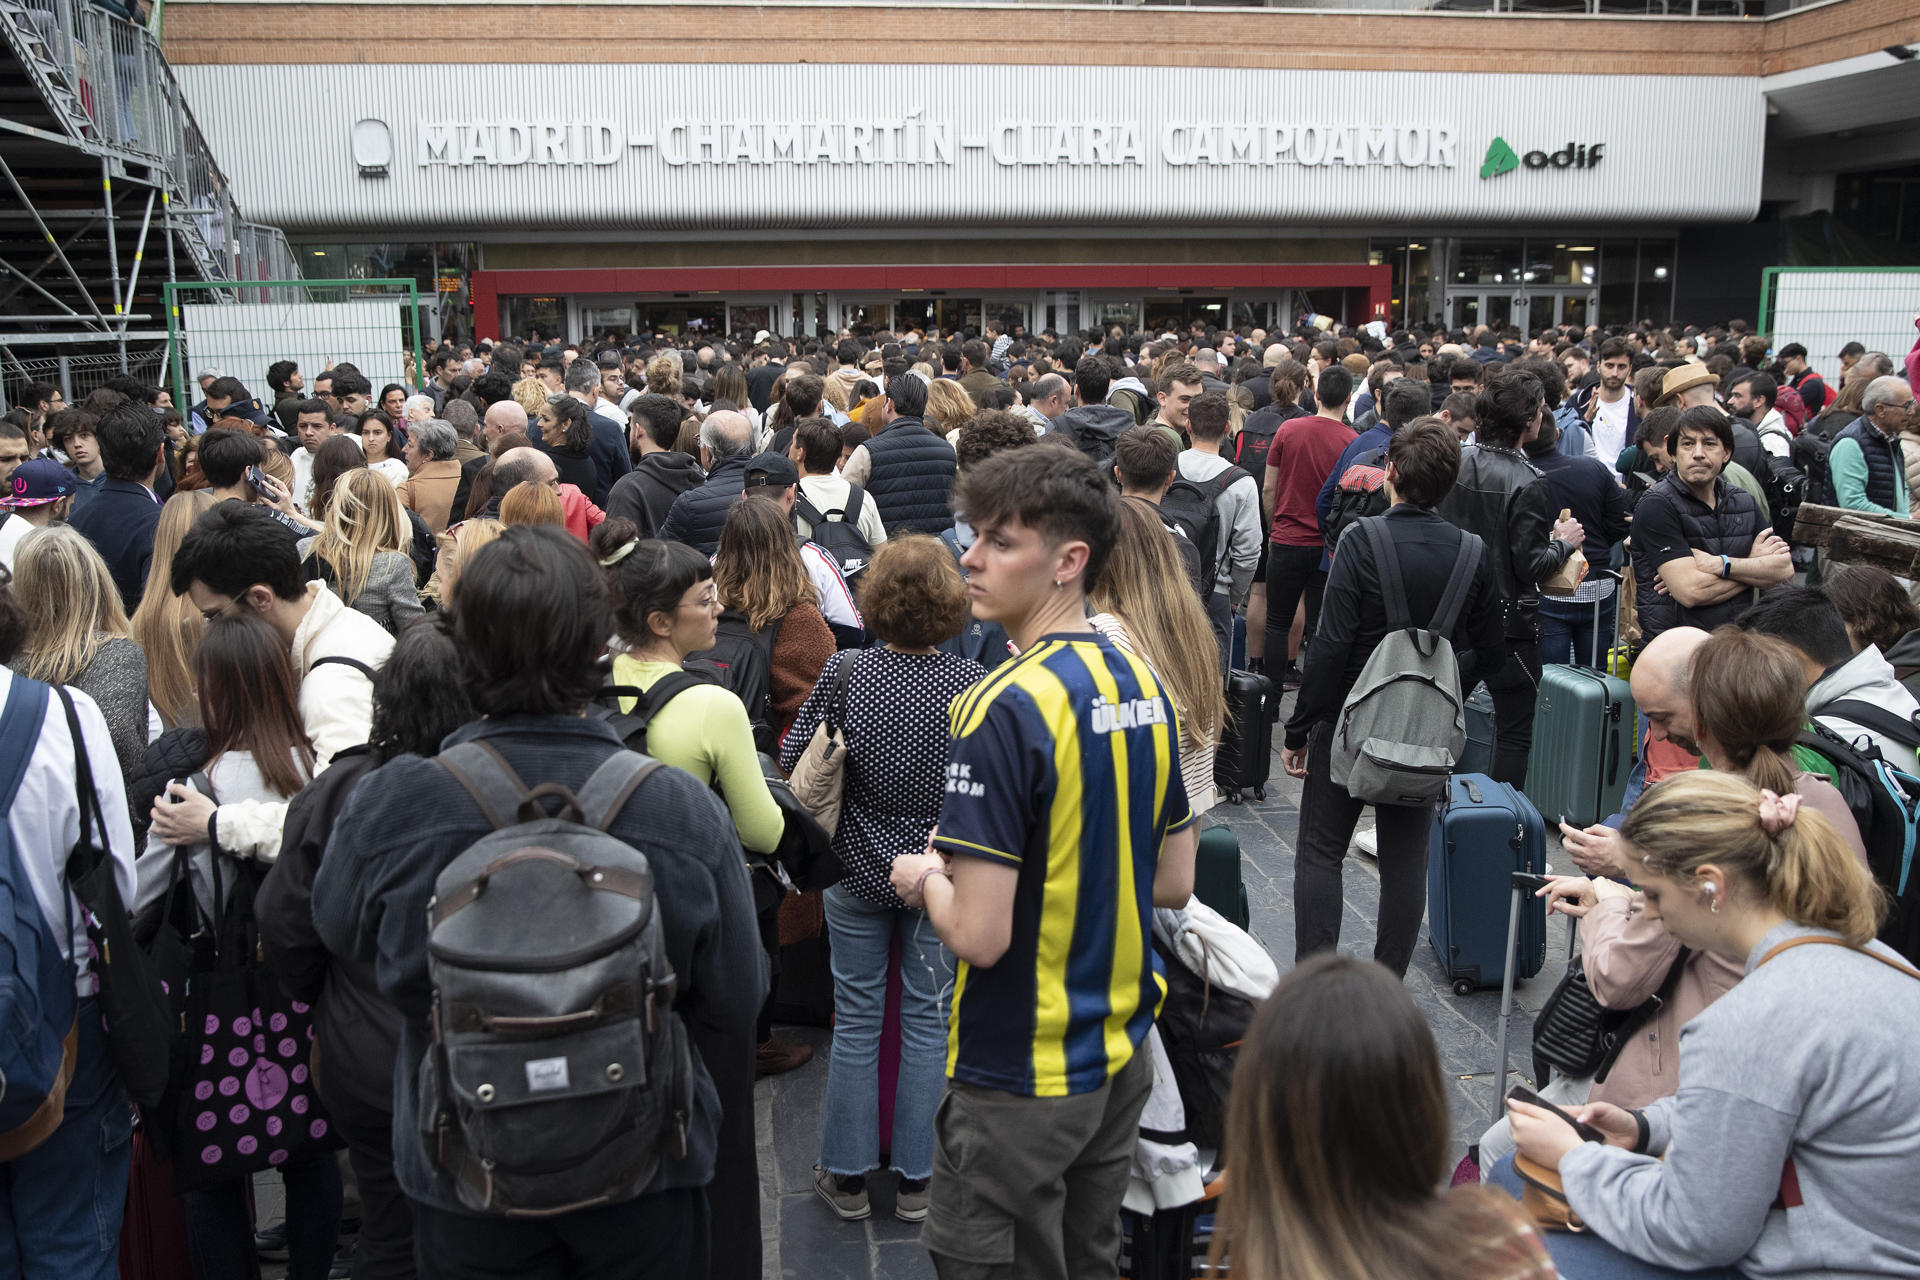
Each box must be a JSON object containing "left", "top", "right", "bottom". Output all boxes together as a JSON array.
[
  {"left": 178, "top": 64, "right": 1765, "bottom": 232},
  {"left": 1770, "top": 269, "right": 1920, "bottom": 383},
  {"left": 180, "top": 299, "right": 409, "bottom": 405}
]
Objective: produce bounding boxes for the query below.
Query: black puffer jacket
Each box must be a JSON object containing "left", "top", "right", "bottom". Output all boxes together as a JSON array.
[
  {"left": 1437, "top": 443, "right": 1571, "bottom": 637},
  {"left": 1051, "top": 404, "right": 1135, "bottom": 468},
  {"left": 659, "top": 454, "right": 750, "bottom": 555},
  {"left": 129, "top": 727, "right": 209, "bottom": 822},
  {"left": 255, "top": 745, "right": 398, "bottom": 1112}
]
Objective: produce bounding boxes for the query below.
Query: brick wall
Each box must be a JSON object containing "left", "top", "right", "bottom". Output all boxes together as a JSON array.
[{"left": 165, "top": 1, "right": 1773, "bottom": 74}]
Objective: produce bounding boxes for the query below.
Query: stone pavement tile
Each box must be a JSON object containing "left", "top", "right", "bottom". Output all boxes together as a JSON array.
[
  {"left": 766, "top": 1025, "right": 834, "bottom": 1196},
  {"left": 871, "top": 1240, "right": 939, "bottom": 1280},
  {"left": 775, "top": 1190, "right": 872, "bottom": 1280}
]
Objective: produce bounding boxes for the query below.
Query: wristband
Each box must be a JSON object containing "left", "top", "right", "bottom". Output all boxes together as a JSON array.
[
  {"left": 914, "top": 865, "right": 951, "bottom": 904},
  {"left": 1631, "top": 1109, "right": 1650, "bottom": 1154},
  {"left": 1719, "top": 554, "right": 1732, "bottom": 580}
]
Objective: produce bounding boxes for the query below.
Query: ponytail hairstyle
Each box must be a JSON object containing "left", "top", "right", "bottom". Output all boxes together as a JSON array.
[
  {"left": 1621, "top": 772, "right": 1884, "bottom": 947},
  {"left": 1686, "top": 629, "right": 1804, "bottom": 797}
]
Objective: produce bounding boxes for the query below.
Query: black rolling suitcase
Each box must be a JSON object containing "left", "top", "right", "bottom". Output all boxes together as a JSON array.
[{"left": 1215, "top": 669, "right": 1273, "bottom": 804}]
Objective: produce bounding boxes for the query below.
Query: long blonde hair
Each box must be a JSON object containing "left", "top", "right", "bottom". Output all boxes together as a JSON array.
[
  {"left": 131, "top": 489, "right": 216, "bottom": 727},
  {"left": 1089, "top": 497, "right": 1225, "bottom": 754},
  {"left": 924, "top": 379, "right": 976, "bottom": 437},
  {"left": 1622, "top": 772, "right": 1884, "bottom": 947},
  {"left": 714, "top": 494, "right": 815, "bottom": 631},
  {"left": 13, "top": 525, "right": 131, "bottom": 684},
  {"left": 312, "top": 468, "right": 409, "bottom": 606}
]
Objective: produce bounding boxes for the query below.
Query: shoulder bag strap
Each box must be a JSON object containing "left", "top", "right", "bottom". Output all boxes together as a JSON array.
[
  {"left": 843, "top": 485, "right": 865, "bottom": 524},
  {"left": 827, "top": 651, "right": 856, "bottom": 732},
  {"left": 1758, "top": 934, "right": 1920, "bottom": 982},
  {"left": 1213, "top": 465, "right": 1249, "bottom": 500},
  {"left": 436, "top": 741, "right": 535, "bottom": 832},
  {"left": 309, "top": 654, "right": 377, "bottom": 680},
  {"left": 54, "top": 687, "right": 107, "bottom": 883},
  {"left": 573, "top": 754, "right": 668, "bottom": 833},
  {"left": 1360, "top": 519, "right": 1412, "bottom": 632},
  {"left": 1820, "top": 700, "right": 1920, "bottom": 751},
  {"left": 1429, "top": 531, "right": 1485, "bottom": 640},
  {"left": 634, "top": 671, "right": 709, "bottom": 731},
  {"left": 792, "top": 492, "right": 826, "bottom": 527}
]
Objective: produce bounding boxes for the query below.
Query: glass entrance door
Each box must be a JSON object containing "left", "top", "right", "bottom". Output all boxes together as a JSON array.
[{"left": 1446, "top": 292, "right": 1518, "bottom": 332}]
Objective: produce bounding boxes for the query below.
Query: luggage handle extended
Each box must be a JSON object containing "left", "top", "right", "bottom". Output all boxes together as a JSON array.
[
  {"left": 1492, "top": 866, "right": 1544, "bottom": 1126},
  {"left": 1594, "top": 570, "right": 1623, "bottom": 788}
]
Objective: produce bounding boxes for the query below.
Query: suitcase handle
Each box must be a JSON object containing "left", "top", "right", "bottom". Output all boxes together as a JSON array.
[{"left": 1463, "top": 779, "right": 1484, "bottom": 806}]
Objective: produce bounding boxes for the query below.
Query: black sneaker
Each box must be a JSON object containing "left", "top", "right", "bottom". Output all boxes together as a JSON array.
[
  {"left": 1280, "top": 664, "right": 1303, "bottom": 692},
  {"left": 254, "top": 1222, "right": 289, "bottom": 1261},
  {"left": 328, "top": 1238, "right": 355, "bottom": 1280}
]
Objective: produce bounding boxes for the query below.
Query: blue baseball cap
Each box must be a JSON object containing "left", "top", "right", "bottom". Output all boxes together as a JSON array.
[{"left": 4, "top": 458, "right": 79, "bottom": 507}]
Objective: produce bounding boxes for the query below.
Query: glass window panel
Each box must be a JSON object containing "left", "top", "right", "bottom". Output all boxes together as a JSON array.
[{"left": 1455, "top": 240, "right": 1523, "bottom": 287}]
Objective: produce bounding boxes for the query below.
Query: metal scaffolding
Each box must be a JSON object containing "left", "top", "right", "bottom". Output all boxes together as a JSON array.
[{"left": 0, "top": 0, "right": 299, "bottom": 406}]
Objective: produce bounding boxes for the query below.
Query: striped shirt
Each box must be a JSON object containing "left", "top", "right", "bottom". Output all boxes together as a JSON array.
[{"left": 934, "top": 631, "right": 1193, "bottom": 1097}]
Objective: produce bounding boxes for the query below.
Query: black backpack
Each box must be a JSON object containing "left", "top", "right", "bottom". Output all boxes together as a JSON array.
[
  {"left": 1150, "top": 937, "right": 1256, "bottom": 1154},
  {"left": 1322, "top": 448, "right": 1389, "bottom": 554},
  {"left": 1762, "top": 455, "right": 1807, "bottom": 538},
  {"left": 1798, "top": 712, "right": 1920, "bottom": 964},
  {"left": 1791, "top": 429, "right": 1835, "bottom": 510},
  {"left": 591, "top": 672, "right": 842, "bottom": 897},
  {"left": 688, "top": 611, "right": 783, "bottom": 754},
  {"left": 794, "top": 486, "right": 874, "bottom": 581},
  {"left": 424, "top": 745, "right": 691, "bottom": 1216},
  {"left": 1159, "top": 465, "right": 1247, "bottom": 599}
]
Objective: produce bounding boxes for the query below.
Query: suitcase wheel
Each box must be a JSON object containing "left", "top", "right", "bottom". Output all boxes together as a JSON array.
[
  {"left": 1223, "top": 787, "right": 1244, "bottom": 805},
  {"left": 1253, "top": 785, "right": 1267, "bottom": 802},
  {"left": 1451, "top": 978, "right": 1476, "bottom": 997}
]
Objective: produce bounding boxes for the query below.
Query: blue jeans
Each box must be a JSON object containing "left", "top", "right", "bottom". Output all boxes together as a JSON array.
[
  {"left": 0, "top": 999, "right": 133, "bottom": 1280},
  {"left": 1538, "top": 592, "right": 1617, "bottom": 669},
  {"left": 1484, "top": 1155, "right": 1746, "bottom": 1279},
  {"left": 819, "top": 885, "right": 954, "bottom": 1181}
]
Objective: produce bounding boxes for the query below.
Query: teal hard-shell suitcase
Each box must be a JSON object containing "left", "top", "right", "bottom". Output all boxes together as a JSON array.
[{"left": 1525, "top": 664, "right": 1635, "bottom": 830}]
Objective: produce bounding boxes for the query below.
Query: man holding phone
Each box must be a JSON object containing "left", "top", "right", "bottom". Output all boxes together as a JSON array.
[{"left": 197, "top": 428, "right": 318, "bottom": 539}]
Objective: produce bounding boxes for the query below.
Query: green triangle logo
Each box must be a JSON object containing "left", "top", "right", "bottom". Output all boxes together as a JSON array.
[{"left": 1481, "top": 136, "right": 1519, "bottom": 180}]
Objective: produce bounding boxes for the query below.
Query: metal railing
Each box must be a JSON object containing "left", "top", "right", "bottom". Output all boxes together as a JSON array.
[{"left": 2, "top": 0, "right": 295, "bottom": 292}]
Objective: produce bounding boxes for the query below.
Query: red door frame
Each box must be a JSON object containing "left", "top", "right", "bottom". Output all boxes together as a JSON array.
[{"left": 469, "top": 263, "right": 1391, "bottom": 341}]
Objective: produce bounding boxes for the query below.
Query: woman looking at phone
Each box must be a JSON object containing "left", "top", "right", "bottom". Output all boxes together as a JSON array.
[{"left": 1505, "top": 771, "right": 1920, "bottom": 1279}]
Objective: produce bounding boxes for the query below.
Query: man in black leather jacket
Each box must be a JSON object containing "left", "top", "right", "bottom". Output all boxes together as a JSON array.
[{"left": 1438, "top": 369, "right": 1584, "bottom": 788}]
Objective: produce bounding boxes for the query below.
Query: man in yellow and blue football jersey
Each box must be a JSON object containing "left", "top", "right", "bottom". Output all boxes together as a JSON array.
[{"left": 892, "top": 446, "right": 1197, "bottom": 1280}]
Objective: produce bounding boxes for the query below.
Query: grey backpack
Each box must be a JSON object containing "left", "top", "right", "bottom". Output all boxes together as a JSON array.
[
  {"left": 1329, "top": 520, "right": 1484, "bottom": 806},
  {"left": 421, "top": 742, "right": 692, "bottom": 1217}
]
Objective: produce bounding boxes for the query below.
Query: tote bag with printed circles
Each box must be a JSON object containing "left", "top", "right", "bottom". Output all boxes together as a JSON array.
[{"left": 157, "top": 829, "right": 340, "bottom": 1193}]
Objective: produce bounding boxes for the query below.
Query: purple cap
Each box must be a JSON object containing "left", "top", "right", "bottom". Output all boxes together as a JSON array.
[{"left": 5, "top": 458, "right": 79, "bottom": 507}]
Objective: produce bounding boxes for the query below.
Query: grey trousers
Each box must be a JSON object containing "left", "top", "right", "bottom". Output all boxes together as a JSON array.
[{"left": 922, "top": 1048, "right": 1153, "bottom": 1280}]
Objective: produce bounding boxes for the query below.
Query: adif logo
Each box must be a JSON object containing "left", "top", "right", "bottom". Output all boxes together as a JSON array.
[{"left": 1481, "top": 136, "right": 1604, "bottom": 179}]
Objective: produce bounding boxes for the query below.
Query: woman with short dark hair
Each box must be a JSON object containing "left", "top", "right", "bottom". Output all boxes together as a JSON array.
[{"left": 778, "top": 536, "right": 984, "bottom": 1224}]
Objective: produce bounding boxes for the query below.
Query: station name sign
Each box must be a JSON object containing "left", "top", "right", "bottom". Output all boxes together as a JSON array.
[{"left": 413, "top": 118, "right": 1462, "bottom": 170}]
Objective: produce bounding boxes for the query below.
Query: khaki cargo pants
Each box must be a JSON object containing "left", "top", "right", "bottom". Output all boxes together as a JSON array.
[{"left": 921, "top": 1049, "right": 1152, "bottom": 1280}]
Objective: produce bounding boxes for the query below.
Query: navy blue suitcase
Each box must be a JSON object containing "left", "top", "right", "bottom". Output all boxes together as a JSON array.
[{"left": 1428, "top": 773, "right": 1548, "bottom": 995}]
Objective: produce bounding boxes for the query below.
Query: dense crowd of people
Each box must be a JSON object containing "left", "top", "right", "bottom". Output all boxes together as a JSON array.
[{"left": 3, "top": 304, "right": 1920, "bottom": 1280}]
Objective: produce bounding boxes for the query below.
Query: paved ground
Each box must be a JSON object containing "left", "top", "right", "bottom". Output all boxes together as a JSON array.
[
  {"left": 251, "top": 693, "right": 1577, "bottom": 1280},
  {"left": 755, "top": 686, "right": 1579, "bottom": 1280}
]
